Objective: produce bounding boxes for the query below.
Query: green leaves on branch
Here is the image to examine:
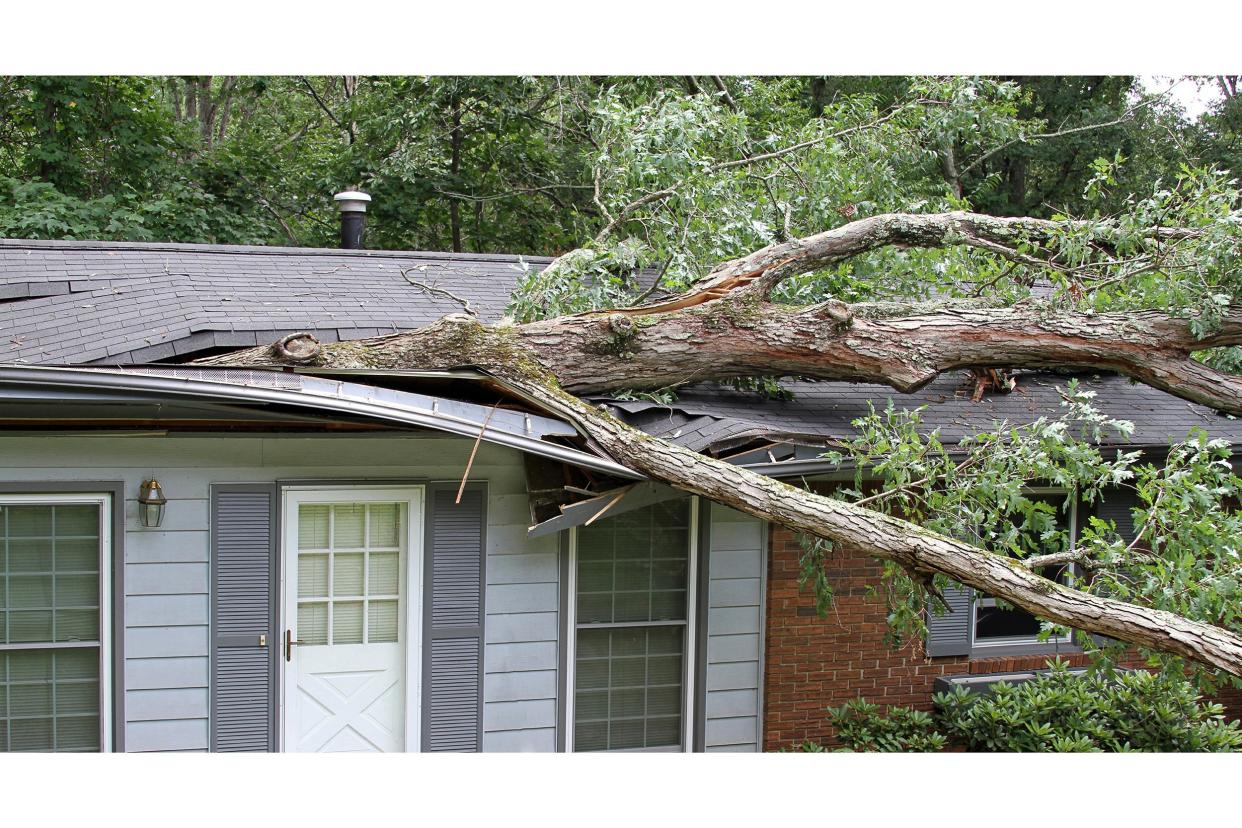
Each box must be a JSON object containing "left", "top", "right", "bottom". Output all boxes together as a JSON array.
[
  {"left": 809, "top": 381, "right": 1242, "bottom": 691},
  {"left": 1079, "top": 430, "right": 1242, "bottom": 688},
  {"left": 0, "top": 176, "right": 268, "bottom": 243},
  {"left": 507, "top": 241, "right": 656, "bottom": 322}
]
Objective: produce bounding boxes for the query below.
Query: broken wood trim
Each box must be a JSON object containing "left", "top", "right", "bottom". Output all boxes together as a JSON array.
[{"left": 526, "top": 481, "right": 686, "bottom": 539}]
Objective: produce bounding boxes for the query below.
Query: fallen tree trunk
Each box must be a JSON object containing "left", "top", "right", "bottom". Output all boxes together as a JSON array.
[
  {"left": 206, "top": 300, "right": 1242, "bottom": 415},
  {"left": 197, "top": 210, "right": 1242, "bottom": 676},
  {"left": 199, "top": 314, "right": 1242, "bottom": 677}
]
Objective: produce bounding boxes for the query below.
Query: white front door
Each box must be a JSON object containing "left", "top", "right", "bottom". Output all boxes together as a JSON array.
[{"left": 282, "top": 488, "right": 423, "bottom": 752}]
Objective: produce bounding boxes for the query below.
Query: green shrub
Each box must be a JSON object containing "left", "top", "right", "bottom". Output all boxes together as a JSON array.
[
  {"left": 826, "top": 698, "right": 948, "bottom": 752},
  {"left": 781, "top": 740, "right": 830, "bottom": 752},
  {"left": 933, "top": 660, "right": 1242, "bottom": 752}
]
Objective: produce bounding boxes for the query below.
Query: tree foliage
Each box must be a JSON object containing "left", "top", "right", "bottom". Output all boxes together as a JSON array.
[{"left": 816, "top": 384, "right": 1242, "bottom": 690}]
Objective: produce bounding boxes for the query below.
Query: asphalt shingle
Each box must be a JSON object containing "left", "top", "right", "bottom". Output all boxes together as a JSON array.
[
  {"left": 599, "top": 372, "right": 1242, "bottom": 451},
  {"left": 0, "top": 239, "right": 545, "bottom": 364}
]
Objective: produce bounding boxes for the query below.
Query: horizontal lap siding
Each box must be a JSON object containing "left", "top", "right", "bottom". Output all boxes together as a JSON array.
[
  {"left": 705, "top": 504, "right": 766, "bottom": 752},
  {"left": 481, "top": 477, "right": 559, "bottom": 751},
  {"left": 0, "top": 435, "right": 551, "bottom": 752}
]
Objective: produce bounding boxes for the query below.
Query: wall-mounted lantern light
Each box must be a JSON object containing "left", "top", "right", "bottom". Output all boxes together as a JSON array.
[{"left": 138, "top": 479, "right": 167, "bottom": 528}]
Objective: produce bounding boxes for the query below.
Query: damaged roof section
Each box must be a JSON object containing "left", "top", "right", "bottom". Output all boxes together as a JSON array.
[
  {"left": 599, "top": 370, "right": 1242, "bottom": 462},
  {"left": 0, "top": 364, "right": 642, "bottom": 480},
  {"left": 0, "top": 238, "right": 546, "bottom": 365}
]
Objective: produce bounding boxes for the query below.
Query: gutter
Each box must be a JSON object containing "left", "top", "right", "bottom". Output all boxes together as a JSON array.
[{"left": 0, "top": 365, "right": 643, "bottom": 480}]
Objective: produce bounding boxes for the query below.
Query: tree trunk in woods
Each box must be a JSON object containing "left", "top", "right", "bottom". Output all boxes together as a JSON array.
[
  {"left": 198, "top": 210, "right": 1242, "bottom": 677},
  {"left": 449, "top": 93, "right": 464, "bottom": 253}
]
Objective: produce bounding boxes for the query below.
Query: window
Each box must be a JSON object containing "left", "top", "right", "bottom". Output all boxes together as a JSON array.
[
  {"left": 567, "top": 499, "right": 697, "bottom": 752},
  {"left": 971, "top": 490, "right": 1075, "bottom": 648},
  {"left": 294, "top": 502, "right": 404, "bottom": 646},
  {"left": 0, "top": 496, "right": 111, "bottom": 752}
]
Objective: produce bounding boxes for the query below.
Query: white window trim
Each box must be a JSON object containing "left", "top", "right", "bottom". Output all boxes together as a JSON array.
[
  {"left": 0, "top": 493, "right": 113, "bottom": 753},
  {"left": 970, "top": 487, "right": 1076, "bottom": 650},
  {"left": 563, "top": 498, "right": 699, "bottom": 753},
  {"left": 278, "top": 485, "right": 425, "bottom": 753}
]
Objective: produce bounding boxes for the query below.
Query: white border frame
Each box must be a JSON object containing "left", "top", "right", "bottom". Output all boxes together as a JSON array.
[
  {"left": 970, "top": 487, "right": 1076, "bottom": 650},
  {"left": 563, "top": 498, "right": 699, "bottom": 753},
  {"left": 0, "top": 493, "right": 112, "bottom": 752},
  {"left": 279, "top": 485, "right": 425, "bottom": 752}
]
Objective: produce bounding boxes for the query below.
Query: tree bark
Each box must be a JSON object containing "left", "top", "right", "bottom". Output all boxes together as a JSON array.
[
  {"left": 195, "top": 210, "right": 1242, "bottom": 676},
  {"left": 449, "top": 92, "right": 464, "bottom": 254}
]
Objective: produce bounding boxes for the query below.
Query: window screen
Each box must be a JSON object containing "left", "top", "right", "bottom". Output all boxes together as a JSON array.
[
  {"left": 573, "top": 500, "right": 691, "bottom": 752},
  {"left": 0, "top": 502, "right": 104, "bottom": 752}
]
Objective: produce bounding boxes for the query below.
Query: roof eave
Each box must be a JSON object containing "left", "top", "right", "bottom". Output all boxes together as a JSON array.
[{"left": 0, "top": 364, "right": 643, "bottom": 480}]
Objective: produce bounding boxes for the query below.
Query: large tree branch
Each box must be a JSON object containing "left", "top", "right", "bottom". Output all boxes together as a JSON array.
[
  {"left": 202, "top": 297, "right": 1242, "bottom": 415},
  {"left": 613, "top": 211, "right": 1199, "bottom": 317},
  {"left": 196, "top": 316, "right": 1242, "bottom": 676}
]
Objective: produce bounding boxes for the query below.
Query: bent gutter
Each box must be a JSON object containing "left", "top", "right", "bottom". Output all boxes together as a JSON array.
[{"left": 0, "top": 365, "right": 643, "bottom": 480}]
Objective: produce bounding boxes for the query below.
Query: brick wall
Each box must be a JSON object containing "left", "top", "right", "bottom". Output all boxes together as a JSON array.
[{"left": 762, "top": 522, "right": 1241, "bottom": 750}]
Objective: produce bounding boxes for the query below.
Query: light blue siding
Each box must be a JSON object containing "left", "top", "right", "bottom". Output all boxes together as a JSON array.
[
  {"left": 126, "top": 718, "right": 209, "bottom": 752},
  {"left": 124, "top": 530, "right": 209, "bottom": 563},
  {"left": 480, "top": 502, "right": 559, "bottom": 750},
  {"left": 0, "top": 434, "right": 562, "bottom": 753},
  {"left": 482, "top": 726, "right": 556, "bottom": 752},
  {"left": 485, "top": 641, "right": 558, "bottom": 673},
  {"left": 483, "top": 669, "right": 557, "bottom": 702},
  {"left": 482, "top": 699, "right": 556, "bottom": 731},
  {"left": 125, "top": 657, "right": 209, "bottom": 690},
  {"left": 126, "top": 595, "right": 209, "bottom": 627},
  {"left": 704, "top": 503, "right": 766, "bottom": 752},
  {"left": 485, "top": 611, "right": 558, "bottom": 644},
  {"left": 487, "top": 582, "right": 558, "bottom": 614},
  {"left": 126, "top": 688, "right": 209, "bottom": 722}
]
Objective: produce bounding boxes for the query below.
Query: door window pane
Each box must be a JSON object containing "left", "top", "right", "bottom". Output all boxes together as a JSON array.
[
  {"left": 368, "top": 601, "right": 398, "bottom": 643},
  {"left": 297, "top": 602, "right": 329, "bottom": 645},
  {"left": 296, "top": 503, "right": 404, "bottom": 646},
  {"left": 368, "top": 553, "right": 399, "bottom": 595},
  {"left": 333, "top": 601, "right": 364, "bottom": 645},
  {"left": 298, "top": 506, "right": 329, "bottom": 550}
]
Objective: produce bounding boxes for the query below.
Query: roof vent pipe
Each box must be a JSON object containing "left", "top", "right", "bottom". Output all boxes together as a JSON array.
[{"left": 334, "top": 190, "right": 372, "bottom": 250}]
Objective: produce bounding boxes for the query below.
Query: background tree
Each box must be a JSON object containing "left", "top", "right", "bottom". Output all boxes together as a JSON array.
[{"left": 4, "top": 74, "right": 1242, "bottom": 687}]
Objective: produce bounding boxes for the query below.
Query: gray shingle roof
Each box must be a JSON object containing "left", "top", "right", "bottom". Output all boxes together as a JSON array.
[
  {"left": 599, "top": 371, "right": 1242, "bottom": 451},
  {"left": 0, "top": 238, "right": 545, "bottom": 364}
]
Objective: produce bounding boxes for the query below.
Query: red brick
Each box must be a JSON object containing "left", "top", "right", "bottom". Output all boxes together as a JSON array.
[{"left": 759, "top": 520, "right": 1225, "bottom": 751}]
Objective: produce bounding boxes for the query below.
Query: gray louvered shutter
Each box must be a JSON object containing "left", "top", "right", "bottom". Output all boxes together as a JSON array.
[
  {"left": 422, "top": 483, "right": 486, "bottom": 752},
  {"left": 210, "top": 484, "right": 277, "bottom": 752},
  {"left": 925, "top": 584, "right": 973, "bottom": 657},
  {"left": 1097, "top": 488, "right": 1139, "bottom": 543}
]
